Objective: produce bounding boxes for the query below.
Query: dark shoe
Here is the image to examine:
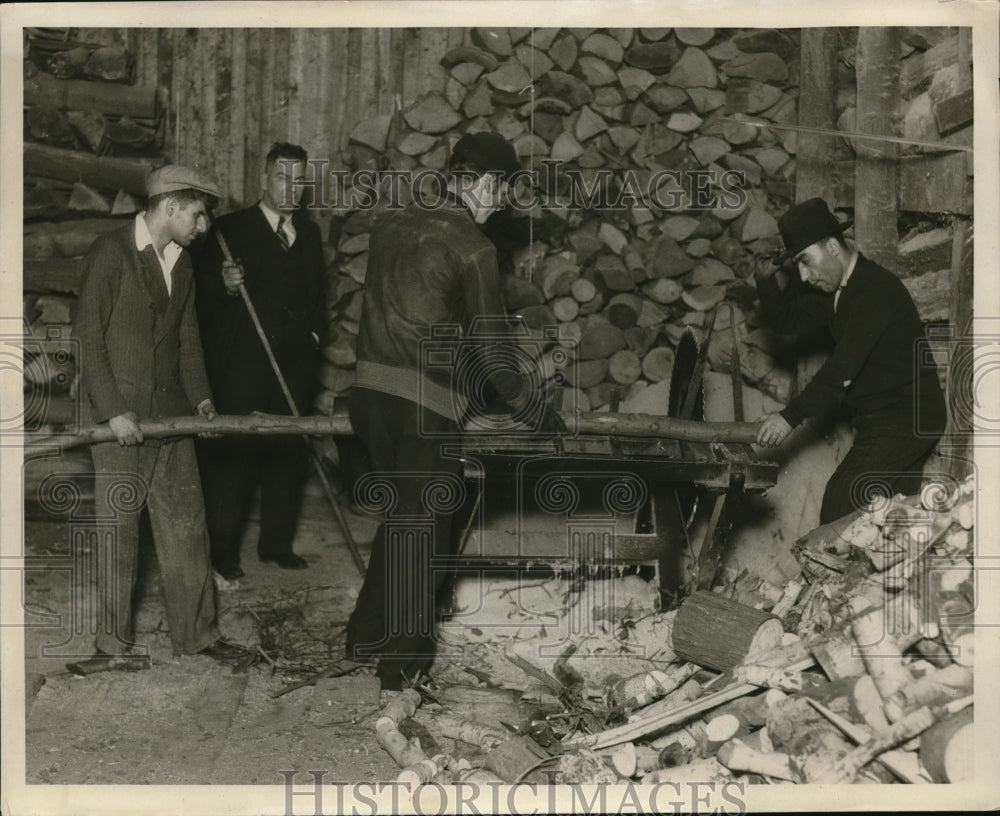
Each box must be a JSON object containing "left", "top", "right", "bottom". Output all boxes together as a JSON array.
[
  {"left": 67, "top": 651, "right": 151, "bottom": 677},
  {"left": 260, "top": 553, "right": 308, "bottom": 570},
  {"left": 216, "top": 563, "right": 245, "bottom": 580},
  {"left": 197, "top": 639, "right": 250, "bottom": 663}
]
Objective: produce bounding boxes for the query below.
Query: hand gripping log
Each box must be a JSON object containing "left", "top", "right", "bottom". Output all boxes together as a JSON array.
[{"left": 214, "top": 228, "right": 366, "bottom": 576}]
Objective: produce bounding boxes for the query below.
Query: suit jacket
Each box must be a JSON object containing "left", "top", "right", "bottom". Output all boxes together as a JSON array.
[
  {"left": 195, "top": 205, "right": 325, "bottom": 414},
  {"left": 74, "top": 222, "right": 212, "bottom": 424},
  {"left": 756, "top": 252, "right": 945, "bottom": 430}
]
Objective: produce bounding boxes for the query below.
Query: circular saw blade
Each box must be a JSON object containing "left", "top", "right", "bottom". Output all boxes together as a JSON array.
[{"left": 667, "top": 327, "right": 705, "bottom": 422}]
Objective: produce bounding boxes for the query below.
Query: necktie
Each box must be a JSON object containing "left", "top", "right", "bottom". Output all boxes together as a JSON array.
[{"left": 276, "top": 216, "right": 290, "bottom": 251}]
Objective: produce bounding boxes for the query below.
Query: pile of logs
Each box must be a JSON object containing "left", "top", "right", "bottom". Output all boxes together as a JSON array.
[
  {"left": 22, "top": 29, "right": 167, "bottom": 428},
  {"left": 315, "top": 26, "right": 966, "bottom": 421},
  {"left": 374, "top": 475, "right": 975, "bottom": 786}
]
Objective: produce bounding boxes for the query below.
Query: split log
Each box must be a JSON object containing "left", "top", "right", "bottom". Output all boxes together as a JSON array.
[
  {"left": 828, "top": 698, "right": 972, "bottom": 783},
  {"left": 570, "top": 277, "right": 597, "bottom": 303},
  {"left": 672, "top": 591, "right": 784, "bottom": 671},
  {"left": 918, "top": 705, "right": 973, "bottom": 783},
  {"left": 716, "top": 738, "right": 799, "bottom": 781},
  {"left": 641, "top": 346, "right": 674, "bottom": 382},
  {"left": 627, "top": 678, "right": 701, "bottom": 722},
  {"left": 68, "top": 182, "right": 111, "bottom": 213},
  {"left": 375, "top": 688, "right": 426, "bottom": 769},
  {"left": 24, "top": 71, "right": 159, "bottom": 119},
  {"left": 25, "top": 106, "right": 77, "bottom": 147},
  {"left": 848, "top": 596, "right": 914, "bottom": 708},
  {"left": 608, "top": 663, "right": 697, "bottom": 711},
  {"left": 112, "top": 190, "right": 142, "bottom": 215},
  {"left": 605, "top": 293, "right": 643, "bottom": 328},
  {"left": 23, "top": 219, "right": 121, "bottom": 258},
  {"left": 883, "top": 665, "right": 973, "bottom": 722},
  {"left": 640, "top": 758, "right": 731, "bottom": 785},
  {"left": 435, "top": 714, "right": 507, "bottom": 750},
  {"left": 551, "top": 296, "right": 579, "bottom": 322},
  {"left": 24, "top": 143, "right": 164, "bottom": 196},
  {"left": 703, "top": 713, "right": 742, "bottom": 755},
  {"left": 66, "top": 111, "right": 108, "bottom": 156},
  {"left": 579, "top": 324, "right": 627, "bottom": 359},
  {"left": 608, "top": 349, "right": 641, "bottom": 385}
]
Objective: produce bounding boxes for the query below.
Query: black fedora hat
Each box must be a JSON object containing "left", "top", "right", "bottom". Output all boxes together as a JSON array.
[{"left": 777, "top": 198, "right": 853, "bottom": 260}]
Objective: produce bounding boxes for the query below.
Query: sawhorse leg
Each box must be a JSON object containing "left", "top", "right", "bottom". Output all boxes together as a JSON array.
[{"left": 695, "top": 472, "right": 745, "bottom": 591}]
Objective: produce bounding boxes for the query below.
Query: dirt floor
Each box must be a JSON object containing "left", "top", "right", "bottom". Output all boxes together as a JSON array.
[
  {"left": 19, "top": 448, "right": 673, "bottom": 786},
  {"left": 21, "top": 449, "right": 404, "bottom": 785}
]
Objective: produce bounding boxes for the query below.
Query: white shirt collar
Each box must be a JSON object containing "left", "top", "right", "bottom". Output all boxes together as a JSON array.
[
  {"left": 259, "top": 200, "right": 296, "bottom": 244},
  {"left": 134, "top": 212, "right": 182, "bottom": 290},
  {"left": 838, "top": 252, "right": 858, "bottom": 291}
]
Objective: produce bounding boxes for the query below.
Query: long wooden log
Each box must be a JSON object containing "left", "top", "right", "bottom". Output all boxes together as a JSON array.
[
  {"left": 23, "top": 257, "right": 83, "bottom": 294},
  {"left": 24, "top": 143, "right": 163, "bottom": 196},
  {"left": 24, "top": 71, "right": 158, "bottom": 119},
  {"left": 24, "top": 411, "right": 764, "bottom": 454}
]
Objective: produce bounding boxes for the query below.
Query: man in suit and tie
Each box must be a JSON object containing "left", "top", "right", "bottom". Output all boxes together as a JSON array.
[
  {"left": 70, "top": 165, "right": 247, "bottom": 674},
  {"left": 195, "top": 143, "right": 325, "bottom": 580},
  {"left": 754, "top": 198, "right": 946, "bottom": 523}
]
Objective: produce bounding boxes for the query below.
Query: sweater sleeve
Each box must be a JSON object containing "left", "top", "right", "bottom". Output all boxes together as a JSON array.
[
  {"left": 73, "top": 238, "right": 129, "bottom": 423},
  {"left": 780, "top": 286, "right": 894, "bottom": 427}
]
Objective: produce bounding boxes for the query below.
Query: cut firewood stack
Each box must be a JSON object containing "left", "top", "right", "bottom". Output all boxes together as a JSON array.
[
  {"left": 22, "top": 29, "right": 170, "bottom": 430},
  {"left": 315, "top": 26, "right": 965, "bottom": 424},
  {"left": 374, "top": 474, "right": 975, "bottom": 786}
]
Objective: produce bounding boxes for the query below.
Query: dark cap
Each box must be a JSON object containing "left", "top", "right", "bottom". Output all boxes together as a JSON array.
[
  {"left": 777, "top": 197, "right": 853, "bottom": 260},
  {"left": 450, "top": 131, "right": 521, "bottom": 181}
]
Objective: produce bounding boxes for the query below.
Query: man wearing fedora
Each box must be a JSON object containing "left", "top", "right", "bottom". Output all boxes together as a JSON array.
[
  {"left": 345, "top": 131, "right": 563, "bottom": 690},
  {"left": 70, "top": 165, "right": 248, "bottom": 674},
  {"left": 754, "top": 197, "right": 946, "bottom": 523}
]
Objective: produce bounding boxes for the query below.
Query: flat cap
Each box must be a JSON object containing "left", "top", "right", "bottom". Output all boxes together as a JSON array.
[
  {"left": 450, "top": 131, "right": 521, "bottom": 181},
  {"left": 146, "top": 164, "right": 222, "bottom": 200}
]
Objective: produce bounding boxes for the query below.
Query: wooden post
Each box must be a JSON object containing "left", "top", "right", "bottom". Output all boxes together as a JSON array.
[
  {"left": 855, "top": 27, "right": 901, "bottom": 271},
  {"left": 796, "top": 29, "right": 839, "bottom": 206}
]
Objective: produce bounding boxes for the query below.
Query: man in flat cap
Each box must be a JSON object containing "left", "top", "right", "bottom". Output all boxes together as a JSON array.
[
  {"left": 346, "top": 130, "right": 563, "bottom": 690},
  {"left": 70, "top": 165, "right": 247, "bottom": 673},
  {"left": 195, "top": 142, "right": 325, "bottom": 580},
  {"left": 754, "top": 197, "right": 946, "bottom": 523}
]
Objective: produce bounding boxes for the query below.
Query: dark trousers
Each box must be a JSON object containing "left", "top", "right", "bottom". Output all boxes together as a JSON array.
[
  {"left": 198, "top": 435, "right": 307, "bottom": 567},
  {"left": 90, "top": 438, "right": 219, "bottom": 655},
  {"left": 346, "top": 388, "right": 463, "bottom": 690},
  {"left": 820, "top": 398, "right": 945, "bottom": 524}
]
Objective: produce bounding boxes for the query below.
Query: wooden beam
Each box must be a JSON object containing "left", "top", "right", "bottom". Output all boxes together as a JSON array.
[
  {"left": 23, "top": 257, "right": 83, "bottom": 294},
  {"left": 24, "top": 71, "right": 158, "bottom": 119},
  {"left": 24, "top": 143, "right": 163, "bottom": 196},
  {"left": 855, "top": 27, "right": 901, "bottom": 271},
  {"left": 795, "top": 28, "right": 839, "bottom": 206},
  {"left": 25, "top": 410, "right": 765, "bottom": 454}
]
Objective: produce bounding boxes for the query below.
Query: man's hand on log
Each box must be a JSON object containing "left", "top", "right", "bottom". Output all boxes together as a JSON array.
[
  {"left": 222, "top": 259, "right": 245, "bottom": 295},
  {"left": 196, "top": 400, "right": 222, "bottom": 438},
  {"left": 756, "top": 412, "right": 792, "bottom": 448},
  {"left": 109, "top": 411, "right": 143, "bottom": 446}
]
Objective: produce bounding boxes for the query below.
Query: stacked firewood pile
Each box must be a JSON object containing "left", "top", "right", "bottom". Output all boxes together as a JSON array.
[
  {"left": 372, "top": 475, "right": 974, "bottom": 786},
  {"left": 315, "top": 26, "right": 967, "bottom": 421},
  {"left": 22, "top": 28, "right": 167, "bottom": 430}
]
